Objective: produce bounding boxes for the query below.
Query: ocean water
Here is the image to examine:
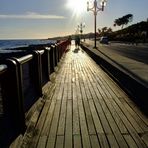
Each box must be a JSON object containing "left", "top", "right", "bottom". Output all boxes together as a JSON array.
[{"left": 0, "top": 39, "right": 56, "bottom": 53}]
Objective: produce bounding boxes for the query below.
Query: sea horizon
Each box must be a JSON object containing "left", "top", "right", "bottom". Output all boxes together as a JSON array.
[{"left": 0, "top": 39, "right": 56, "bottom": 53}]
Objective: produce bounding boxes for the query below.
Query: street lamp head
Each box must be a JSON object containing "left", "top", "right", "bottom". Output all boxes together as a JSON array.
[
  {"left": 87, "top": 1, "right": 90, "bottom": 11},
  {"left": 100, "top": 0, "right": 107, "bottom": 11},
  {"left": 83, "top": 23, "right": 85, "bottom": 27}
]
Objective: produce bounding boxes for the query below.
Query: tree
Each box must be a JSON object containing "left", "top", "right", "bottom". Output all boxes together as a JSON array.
[
  {"left": 114, "top": 14, "right": 133, "bottom": 29},
  {"left": 98, "top": 27, "right": 112, "bottom": 36}
]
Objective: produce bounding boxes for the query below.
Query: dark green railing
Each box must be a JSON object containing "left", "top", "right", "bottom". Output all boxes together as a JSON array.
[{"left": 0, "top": 40, "right": 69, "bottom": 147}]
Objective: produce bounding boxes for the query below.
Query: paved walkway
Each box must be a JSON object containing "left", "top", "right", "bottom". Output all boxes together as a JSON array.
[
  {"left": 11, "top": 44, "right": 148, "bottom": 148},
  {"left": 84, "top": 40, "right": 148, "bottom": 87}
]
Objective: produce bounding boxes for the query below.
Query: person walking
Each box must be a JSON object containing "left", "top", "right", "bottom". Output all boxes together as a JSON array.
[{"left": 75, "top": 36, "right": 80, "bottom": 49}]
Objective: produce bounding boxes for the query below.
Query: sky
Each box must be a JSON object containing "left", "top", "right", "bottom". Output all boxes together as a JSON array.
[{"left": 0, "top": 0, "right": 148, "bottom": 39}]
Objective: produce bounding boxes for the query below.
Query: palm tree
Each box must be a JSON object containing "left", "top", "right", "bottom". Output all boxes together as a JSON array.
[{"left": 114, "top": 14, "right": 133, "bottom": 29}]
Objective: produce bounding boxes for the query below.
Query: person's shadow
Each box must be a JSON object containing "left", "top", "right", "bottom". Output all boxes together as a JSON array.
[{"left": 73, "top": 47, "right": 80, "bottom": 53}]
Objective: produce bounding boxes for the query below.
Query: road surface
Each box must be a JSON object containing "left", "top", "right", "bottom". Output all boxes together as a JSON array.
[{"left": 85, "top": 40, "right": 148, "bottom": 65}]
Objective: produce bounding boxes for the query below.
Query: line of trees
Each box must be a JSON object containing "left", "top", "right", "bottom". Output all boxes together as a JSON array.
[
  {"left": 97, "top": 14, "right": 148, "bottom": 43},
  {"left": 110, "top": 21, "right": 148, "bottom": 43}
]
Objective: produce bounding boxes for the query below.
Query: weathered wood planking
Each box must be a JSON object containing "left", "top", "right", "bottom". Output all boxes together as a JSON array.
[{"left": 11, "top": 45, "right": 148, "bottom": 148}]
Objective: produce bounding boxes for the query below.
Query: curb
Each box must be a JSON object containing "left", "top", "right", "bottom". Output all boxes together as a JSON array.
[{"left": 81, "top": 43, "right": 148, "bottom": 115}]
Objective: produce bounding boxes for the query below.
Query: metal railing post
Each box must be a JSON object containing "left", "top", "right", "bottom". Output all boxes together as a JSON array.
[
  {"left": 45, "top": 47, "right": 51, "bottom": 76},
  {"left": 32, "top": 51, "right": 43, "bottom": 97},
  {"left": 54, "top": 45, "right": 57, "bottom": 67},
  {"left": 50, "top": 45, "right": 55, "bottom": 73},
  {"left": 3, "top": 59, "right": 26, "bottom": 133}
]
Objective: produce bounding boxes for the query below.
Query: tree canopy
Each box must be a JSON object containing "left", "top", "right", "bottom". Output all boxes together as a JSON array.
[
  {"left": 98, "top": 27, "right": 112, "bottom": 36},
  {"left": 114, "top": 14, "right": 133, "bottom": 29}
]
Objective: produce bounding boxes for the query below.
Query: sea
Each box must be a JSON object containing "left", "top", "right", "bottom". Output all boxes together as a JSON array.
[
  {"left": 0, "top": 39, "right": 56, "bottom": 53},
  {"left": 0, "top": 39, "right": 56, "bottom": 114}
]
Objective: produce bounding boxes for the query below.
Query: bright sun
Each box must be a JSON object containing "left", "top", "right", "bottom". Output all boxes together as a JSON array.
[{"left": 67, "top": 0, "right": 87, "bottom": 15}]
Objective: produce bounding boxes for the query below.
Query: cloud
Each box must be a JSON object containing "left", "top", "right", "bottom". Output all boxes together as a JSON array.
[{"left": 0, "top": 12, "right": 65, "bottom": 19}]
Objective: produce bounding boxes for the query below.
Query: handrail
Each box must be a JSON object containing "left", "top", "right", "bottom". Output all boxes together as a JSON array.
[
  {"left": 37, "top": 50, "right": 44, "bottom": 55},
  {"left": 0, "top": 65, "right": 7, "bottom": 75},
  {"left": 13, "top": 54, "right": 33, "bottom": 64},
  {"left": 51, "top": 45, "right": 55, "bottom": 48},
  {"left": 45, "top": 47, "right": 51, "bottom": 50},
  {"left": 0, "top": 40, "right": 70, "bottom": 147}
]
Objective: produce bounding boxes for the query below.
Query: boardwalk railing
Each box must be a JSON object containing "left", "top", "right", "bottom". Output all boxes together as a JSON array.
[{"left": 0, "top": 40, "right": 69, "bottom": 146}]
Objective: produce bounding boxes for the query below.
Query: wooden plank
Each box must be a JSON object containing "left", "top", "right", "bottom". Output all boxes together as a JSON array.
[
  {"left": 125, "top": 101, "right": 148, "bottom": 126},
  {"left": 78, "top": 98, "right": 91, "bottom": 148},
  {"left": 56, "top": 81, "right": 64, "bottom": 101},
  {"left": 123, "top": 102, "right": 148, "bottom": 132},
  {"left": 100, "top": 75, "right": 144, "bottom": 134},
  {"left": 20, "top": 98, "right": 45, "bottom": 147},
  {"left": 73, "top": 135, "right": 82, "bottom": 148},
  {"left": 80, "top": 56, "right": 116, "bottom": 148},
  {"left": 72, "top": 94, "right": 80, "bottom": 135},
  {"left": 93, "top": 85, "right": 129, "bottom": 147},
  {"left": 96, "top": 83, "right": 128, "bottom": 134},
  {"left": 40, "top": 101, "right": 56, "bottom": 136},
  {"left": 99, "top": 71, "right": 148, "bottom": 130},
  {"left": 107, "top": 134, "right": 119, "bottom": 148},
  {"left": 65, "top": 100, "right": 73, "bottom": 148},
  {"left": 10, "top": 135, "right": 23, "bottom": 148},
  {"left": 83, "top": 100, "right": 96, "bottom": 135},
  {"left": 29, "top": 99, "right": 51, "bottom": 147},
  {"left": 98, "top": 80, "right": 147, "bottom": 148},
  {"left": 37, "top": 136, "right": 47, "bottom": 148},
  {"left": 141, "top": 133, "right": 148, "bottom": 147},
  {"left": 90, "top": 135, "right": 100, "bottom": 148},
  {"left": 67, "top": 67, "right": 72, "bottom": 100},
  {"left": 88, "top": 99, "right": 104, "bottom": 134},
  {"left": 94, "top": 101, "right": 113, "bottom": 134},
  {"left": 55, "top": 136, "right": 64, "bottom": 148},
  {"left": 57, "top": 100, "right": 67, "bottom": 135},
  {"left": 82, "top": 54, "right": 123, "bottom": 147},
  {"left": 97, "top": 134, "right": 110, "bottom": 148},
  {"left": 97, "top": 79, "right": 147, "bottom": 148},
  {"left": 87, "top": 67, "right": 128, "bottom": 134},
  {"left": 46, "top": 100, "right": 61, "bottom": 148},
  {"left": 81, "top": 58, "right": 125, "bottom": 148},
  {"left": 86, "top": 81, "right": 113, "bottom": 135},
  {"left": 124, "top": 135, "right": 138, "bottom": 148}
]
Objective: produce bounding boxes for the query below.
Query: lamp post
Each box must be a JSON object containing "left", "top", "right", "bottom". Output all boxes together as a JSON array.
[
  {"left": 75, "top": 27, "right": 79, "bottom": 35},
  {"left": 78, "top": 23, "right": 85, "bottom": 41},
  {"left": 87, "top": 0, "right": 107, "bottom": 48}
]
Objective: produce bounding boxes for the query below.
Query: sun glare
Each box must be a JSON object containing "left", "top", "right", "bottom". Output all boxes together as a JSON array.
[{"left": 67, "top": 0, "right": 87, "bottom": 15}]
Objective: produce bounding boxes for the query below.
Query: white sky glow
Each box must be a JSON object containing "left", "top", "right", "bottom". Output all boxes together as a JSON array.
[
  {"left": 0, "top": 12, "right": 65, "bottom": 19},
  {"left": 67, "top": 0, "right": 87, "bottom": 16}
]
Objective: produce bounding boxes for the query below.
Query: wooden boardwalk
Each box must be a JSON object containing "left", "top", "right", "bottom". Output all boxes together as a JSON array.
[{"left": 11, "top": 45, "right": 148, "bottom": 148}]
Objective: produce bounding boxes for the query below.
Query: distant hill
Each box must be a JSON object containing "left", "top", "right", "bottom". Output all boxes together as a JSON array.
[{"left": 48, "top": 32, "right": 96, "bottom": 41}]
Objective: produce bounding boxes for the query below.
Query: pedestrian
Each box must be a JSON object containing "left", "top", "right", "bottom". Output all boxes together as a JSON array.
[{"left": 75, "top": 36, "right": 80, "bottom": 48}]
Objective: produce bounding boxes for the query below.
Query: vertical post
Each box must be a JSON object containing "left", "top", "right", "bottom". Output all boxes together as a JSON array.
[
  {"left": 32, "top": 51, "right": 43, "bottom": 97},
  {"left": 45, "top": 48, "right": 50, "bottom": 78},
  {"left": 50, "top": 45, "right": 55, "bottom": 73},
  {"left": 4, "top": 59, "right": 26, "bottom": 133},
  {"left": 87, "top": 0, "right": 106, "bottom": 49},
  {"left": 56, "top": 44, "right": 60, "bottom": 62},
  {"left": 54, "top": 44, "right": 58, "bottom": 66},
  {"left": 40, "top": 49, "right": 50, "bottom": 86},
  {"left": 94, "top": 0, "right": 97, "bottom": 49}
]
